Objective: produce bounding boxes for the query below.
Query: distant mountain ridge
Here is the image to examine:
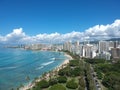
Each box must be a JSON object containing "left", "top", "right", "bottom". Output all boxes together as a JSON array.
[{"left": 106, "top": 38, "right": 120, "bottom": 41}]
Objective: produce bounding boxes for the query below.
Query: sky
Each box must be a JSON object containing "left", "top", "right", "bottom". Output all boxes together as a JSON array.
[{"left": 0, "top": 0, "right": 120, "bottom": 44}]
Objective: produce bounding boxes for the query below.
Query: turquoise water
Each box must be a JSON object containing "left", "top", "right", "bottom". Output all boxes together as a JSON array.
[{"left": 0, "top": 47, "right": 66, "bottom": 90}]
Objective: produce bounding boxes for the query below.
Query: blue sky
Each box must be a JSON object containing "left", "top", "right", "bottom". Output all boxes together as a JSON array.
[
  {"left": 0, "top": 0, "right": 120, "bottom": 44},
  {"left": 0, "top": 0, "right": 120, "bottom": 35}
]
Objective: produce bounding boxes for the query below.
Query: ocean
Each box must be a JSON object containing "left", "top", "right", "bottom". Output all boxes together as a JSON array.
[{"left": 0, "top": 47, "right": 66, "bottom": 90}]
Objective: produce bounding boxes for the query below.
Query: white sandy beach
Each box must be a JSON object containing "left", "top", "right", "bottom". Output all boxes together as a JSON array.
[{"left": 20, "top": 52, "right": 73, "bottom": 90}]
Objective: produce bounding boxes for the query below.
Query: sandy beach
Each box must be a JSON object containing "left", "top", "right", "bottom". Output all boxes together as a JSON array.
[{"left": 20, "top": 52, "right": 73, "bottom": 90}]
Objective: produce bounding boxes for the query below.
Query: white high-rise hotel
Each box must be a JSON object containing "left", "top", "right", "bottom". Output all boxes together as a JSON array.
[
  {"left": 82, "top": 44, "right": 96, "bottom": 58},
  {"left": 63, "top": 41, "right": 72, "bottom": 52},
  {"left": 99, "top": 41, "right": 109, "bottom": 53}
]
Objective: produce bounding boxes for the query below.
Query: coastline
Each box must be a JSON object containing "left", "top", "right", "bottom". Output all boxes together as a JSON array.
[{"left": 20, "top": 52, "right": 73, "bottom": 90}]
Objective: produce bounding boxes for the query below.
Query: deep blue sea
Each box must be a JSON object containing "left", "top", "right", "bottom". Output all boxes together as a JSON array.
[{"left": 0, "top": 47, "right": 66, "bottom": 90}]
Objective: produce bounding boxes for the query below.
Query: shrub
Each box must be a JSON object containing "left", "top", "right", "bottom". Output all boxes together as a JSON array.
[
  {"left": 78, "top": 86, "right": 85, "bottom": 90},
  {"left": 49, "top": 78, "right": 58, "bottom": 86},
  {"left": 79, "top": 77, "right": 85, "bottom": 88},
  {"left": 49, "top": 84, "right": 66, "bottom": 90},
  {"left": 66, "top": 79, "right": 78, "bottom": 89},
  {"left": 102, "top": 72, "right": 120, "bottom": 90},
  {"left": 58, "top": 66, "right": 70, "bottom": 76},
  {"left": 32, "top": 85, "right": 42, "bottom": 90},
  {"left": 69, "top": 60, "right": 79, "bottom": 66},
  {"left": 36, "top": 79, "right": 49, "bottom": 88},
  {"left": 96, "top": 71, "right": 103, "bottom": 79},
  {"left": 70, "top": 67, "right": 81, "bottom": 76},
  {"left": 57, "top": 76, "right": 67, "bottom": 83}
]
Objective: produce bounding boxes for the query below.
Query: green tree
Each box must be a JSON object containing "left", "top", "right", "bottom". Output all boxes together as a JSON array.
[
  {"left": 70, "top": 67, "right": 81, "bottom": 76},
  {"left": 96, "top": 71, "right": 103, "bottom": 79},
  {"left": 79, "top": 77, "right": 85, "bottom": 88},
  {"left": 58, "top": 66, "right": 70, "bottom": 76},
  {"left": 57, "top": 76, "right": 67, "bottom": 83},
  {"left": 36, "top": 79, "right": 49, "bottom": 89},
  {"left": 66, "top": 79, "right": 78, "bottom": 89},
  {"left": 69, "top": 60, "right": 79, "bottom": 66},
  {"left": 102, "top": 72, "right": 120, "bottom": 90},
  {"left": 49, "top": 84, "right": 66, "bottom": 90},
  {"left": 49, "top": 78, "right": 58, "bottom": 86},
  {"left": 78, "top": 86, "right": 85, "bottom": 90}
]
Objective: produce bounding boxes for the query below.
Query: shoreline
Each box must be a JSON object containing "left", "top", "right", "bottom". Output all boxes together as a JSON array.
[{"left": 20, "top": 52, "right": 73, "bottom": 90}]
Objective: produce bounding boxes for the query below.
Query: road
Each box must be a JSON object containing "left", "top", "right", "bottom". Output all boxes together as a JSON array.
[{"left": 90, "top": 65, "right": 102, "bottom": 90}]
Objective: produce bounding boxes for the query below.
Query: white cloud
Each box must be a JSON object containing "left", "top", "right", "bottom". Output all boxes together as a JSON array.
[
  {"left": 0, "top": 28, "right": 26, "bottom": 44},
  {"left": 0, "top": 19, "right": 120, "bottom": 44},
  {"left": 84, "top": 19, "right": 120, "bottom": 40}
]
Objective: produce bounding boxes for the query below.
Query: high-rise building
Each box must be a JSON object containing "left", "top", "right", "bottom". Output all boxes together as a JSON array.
[
  {"left": 74, "top": 40, "right": 80, "bottom": 46},
  {"left": 98, "top": 51, "right": 111, "bottom": 60},
  {"left": 114, "top": 41, "right": 119, "bottom": 48},
  {"left": 63, "top": 41, "right": 72, "bottom": 52},
  {"left": 74, "top": 41, "right": 80, "bottom": 54},
  {"left": 99, "top": 41, "right": 109, "bottom": 53},
  {"left": 82, "top": 44, "right": 95, "bottom": 58},
  {"left": 109, "top": 41, "right": 114, "bottom": 48},
  {"left": 111, "top": 48, "right": 120, "bottom": 59}
]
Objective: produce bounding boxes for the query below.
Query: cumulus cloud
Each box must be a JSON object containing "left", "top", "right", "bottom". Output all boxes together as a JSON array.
[
  {"left": 0, "top": 28, "right": 26, "bottom": 44},
  {"left": 0, "top": 19, "right": 120, "bottom": 44},
  {"left": 85, "top": 19, "right": 120, "bottom": 40}
]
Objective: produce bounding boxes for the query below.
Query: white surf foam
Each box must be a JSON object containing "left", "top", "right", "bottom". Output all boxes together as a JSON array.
[
  {"left": 0, "top": 66, "right": 17, "bottom": 70},
  {"left": 35, "top": 66, "right": 44, "bottom": 70},
  {"left": 50, "top": 57, "right": 55, "bottom": 60},
  {"left": 41, "top": 61, "right": 54, "bottom": 66}
]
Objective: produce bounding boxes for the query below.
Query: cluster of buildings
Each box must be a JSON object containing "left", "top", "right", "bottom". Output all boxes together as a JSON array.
[
  {"left": 21, "top": 40, "right": 120, "bottom": 62},
  {"left": 62, "top": 40, "right": 120, "bottom": 61},
  {"left": 24, "top": 44, "right": 51, "bottom": 50}
]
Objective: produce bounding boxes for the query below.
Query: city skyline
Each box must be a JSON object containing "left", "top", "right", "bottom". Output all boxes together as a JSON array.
[{"left": 0, "top": 0, "right": 120, "bottom": 44}]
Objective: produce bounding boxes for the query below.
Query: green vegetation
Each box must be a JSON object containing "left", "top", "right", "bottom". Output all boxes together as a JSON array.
[
  {"left": 70, "top": 67, "right": 81, "bottom": 76},
  {"left": 58, "top": 60, "right": 82, "bottom": 77},
  {"left": 33, "top": 79, "right": 49, "bottom": 90},
  {"left": 96, "top": 70, "right": 103, "bottom": 79},
  {"left": 58, "top": 66, "right": 70, "bottom": 76},
  {"left": 85, "top": 58, "right": 106, "bottom": 64},
  {"left": 49, "top": 78, "right": 58, "bottom": 85},
  {"left": 79, "top": 76, "right": 85, "bottom": 89},
  {"left": 49, "top": 84, "right": 66, "bottom": 90},
  {"left": 66, "top": 79, "right": 78, "bottom": 89},
  {"left": 102, "top": 72, "right": 120, "bottom": 90},
  {"left": 85, "top": 58, "right": 120, "bottom": 90},
  {"left": 69, "top": 59, "right": 79, "bottom": 66},
  {"left": 78, "top": 86, "right": 85, "bottom": 90},
  {"left": 57, "top": 76, "right": 67, "bottom": 83}
]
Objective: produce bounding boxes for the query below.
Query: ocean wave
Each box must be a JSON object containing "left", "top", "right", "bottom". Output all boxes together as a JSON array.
[
  {"left": 50, "top": 57, "right": 55, "bottom": 60},
  {"left": 41, "top": 61, "right": 54, "bottom": 66},
  {"left": 0, "top": 66, "right": 17, "bottom": 70},
  {"left": 35, "top": 66, "right": 44, "bottom": 70}
]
